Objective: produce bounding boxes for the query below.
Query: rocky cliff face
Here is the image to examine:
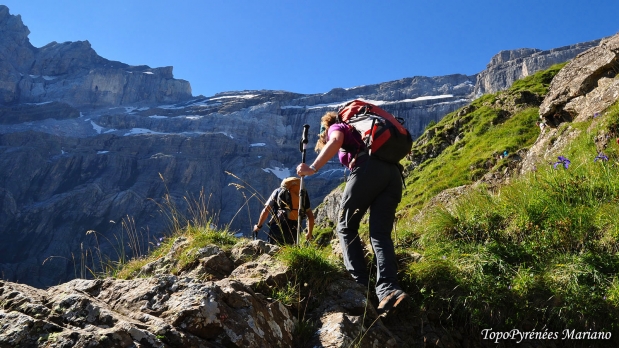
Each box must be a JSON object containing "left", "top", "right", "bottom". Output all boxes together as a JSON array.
[
  {"left": 0, "top": 6, "right": 192, "bottom": 108},
  {"left": 474, "top": 41, "right": 601, "bottom": 97},
  {"left": 0, "top": 4, "right": 599, "bottom": 287}
]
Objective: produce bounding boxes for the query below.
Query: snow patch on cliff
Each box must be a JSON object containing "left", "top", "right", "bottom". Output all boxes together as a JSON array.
[
  {"left": 210, "top": 94, "right": 258, "bottom": 101},
  {"left": 124, "top": 128, "right": 166, "bottom": 136},
  {"left": 91, "top": 121, "right": 104, "bottom": 134},
  {"left": 280, "top": 95, "right": 455, "bottom": 110},
  {"left": 262, "top": 167, "right": 290, "bottom": 180}
]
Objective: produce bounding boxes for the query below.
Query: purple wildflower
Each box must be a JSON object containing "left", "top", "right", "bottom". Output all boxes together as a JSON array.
[
  {"left": 594, "top": 152, "right": 609, "bottom": 162},
  {"left": 594, "top": 112, "right": 600, "bottom": 118},
  {"left": 553, "top": 156, "right": 571, "bottom": 169}
]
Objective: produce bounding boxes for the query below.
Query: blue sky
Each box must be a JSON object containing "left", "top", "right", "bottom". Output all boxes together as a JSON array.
[{"left": 2, "top": 1, "right": 618, "bottom": 97}]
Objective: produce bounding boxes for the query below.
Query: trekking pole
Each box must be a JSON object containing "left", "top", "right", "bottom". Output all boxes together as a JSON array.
[{"left": 297, "top": 124, "right": 310, "bottom": 245}]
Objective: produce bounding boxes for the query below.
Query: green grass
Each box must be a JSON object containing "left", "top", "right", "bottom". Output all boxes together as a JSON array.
[
  {"left": 114, "top": 224, "right": 237, "bottom": 279},
  {"left": 276, "top": 244, "right": 344, "bottom": 296},
  {"left": 510, "top": 62, "right": 567, "bottom": 94},
  {"left": 402, "top": 63, "right": 569, "bottom": 216},
  {"left": 402, "top": 105, "right": 540, "bottom": 213},
  {"left": 174, "top": 226, "right": 238, "bottom": 271},
  {"left": 274, "top": 244, "right": 343, "bottom": 348},
  {"left": 397, "top": 96, "right": 619, "bottom": 333},
  {"left": 270, "top": 281, "right": 300, "bottom": 306},
  {"left": 312, "top": 225, "right": 336, "bottom": 247}
]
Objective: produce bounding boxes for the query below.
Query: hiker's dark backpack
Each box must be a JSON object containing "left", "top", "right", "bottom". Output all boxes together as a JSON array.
[
  {"left": 338, "top": 100, "right": 413, "bottom": 164},
  {"left": 272, "top": 177, "right": 306, "bottom": 225}
]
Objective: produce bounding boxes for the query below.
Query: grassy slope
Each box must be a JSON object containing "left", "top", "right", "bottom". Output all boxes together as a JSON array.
[
  {"left": 395, "top": 64, "right": 619, "bottom": 334},
  {"left": 400, "top": 65, "right": 563, "bottom": 213}
]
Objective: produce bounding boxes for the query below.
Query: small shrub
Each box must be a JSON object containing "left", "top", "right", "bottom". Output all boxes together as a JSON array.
[
  {"left": 312, "top": 226, "right": 335, "bottom": 247},
  {"left": 270, "top": 281, "right": 298, "bottom": 306},
  {"left": 276, "top": 244, "right": 343, "bottom": 295}
]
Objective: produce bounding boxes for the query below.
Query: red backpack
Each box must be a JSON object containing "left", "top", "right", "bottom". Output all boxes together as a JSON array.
[{"left": 338, "top": 100, "right": 413, "bottom": 164}]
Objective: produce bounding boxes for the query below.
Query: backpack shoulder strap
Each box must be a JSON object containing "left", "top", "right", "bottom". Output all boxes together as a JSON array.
[
  {"left": 337, "top": 120, "right": 366, "bottom": 155},
  {"left": 276, "top": 187, "right": 292, "bottom": 211}
]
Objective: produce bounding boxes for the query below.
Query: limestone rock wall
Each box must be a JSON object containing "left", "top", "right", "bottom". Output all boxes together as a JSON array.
[{"left": 0, "top": 5, "right": 192, "bottom": 108}]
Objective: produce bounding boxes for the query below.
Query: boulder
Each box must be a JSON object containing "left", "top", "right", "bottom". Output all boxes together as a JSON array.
[
  {"left": 539, "top": 33, "right": 619, "bottom": 126},
  {"left": 0, "top": 276, "right": 296, "bottom": 347}
]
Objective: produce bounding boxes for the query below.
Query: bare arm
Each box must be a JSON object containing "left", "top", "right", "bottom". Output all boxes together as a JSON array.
[
  {"left": 253, "top": 206, "right": 272, "bottom": 232},
  {"left": 296, "top": 130, "right": 344, "bottom": 176}
]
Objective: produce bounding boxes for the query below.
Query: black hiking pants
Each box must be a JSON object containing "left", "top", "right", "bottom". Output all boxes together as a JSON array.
[
  {"left": 337, "top": 156, "right": 403, "bottom": 302},
  {"left": 268, "top": 219, "right": 298, "bottom": 245}
]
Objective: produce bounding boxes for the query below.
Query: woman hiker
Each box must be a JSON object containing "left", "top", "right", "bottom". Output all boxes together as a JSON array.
[{"left": 296, "top": 111, "right": 410, "bottom": 318}]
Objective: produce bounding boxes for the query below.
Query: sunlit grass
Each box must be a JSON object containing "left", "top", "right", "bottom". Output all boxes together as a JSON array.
[
  {"left": 399, "top": 97, "right": 619, "bottom": 332},
  {"left": 402, "top": 101, "right": 541, "bottom": 213},
  {"left": 276, "top": 244, "right": 343, "bottom": 295}
]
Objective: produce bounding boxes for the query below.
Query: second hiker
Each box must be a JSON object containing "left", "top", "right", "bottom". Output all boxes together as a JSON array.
[{"left": 253, "top": 177, "right": 315, "bottom": 245}]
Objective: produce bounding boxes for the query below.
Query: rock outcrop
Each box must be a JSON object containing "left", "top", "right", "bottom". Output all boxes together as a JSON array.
[
  {"left": 0, "top": 240, "right": 408, "bottom": 347},
  {"left": 520, "top": 33, "right": 619, "bottom": 174},
  {"left": 539, "top": 34, "right": 619, "bottom": 125},
  {"left": 1, "top": 276, "right": 296, "bottom": 348},
  {"left": 0, "top": 237, "right": 486, "bottom": 347}
]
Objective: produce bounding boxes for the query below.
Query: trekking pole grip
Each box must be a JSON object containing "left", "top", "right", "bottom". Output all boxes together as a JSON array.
[{"left": 300, "top": 124, "right": 310, "bottom": 162}]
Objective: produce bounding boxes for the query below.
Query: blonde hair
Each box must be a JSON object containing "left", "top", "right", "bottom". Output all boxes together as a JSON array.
[{"left": 315, "top": 111, "right": 339, "bottom": 152}]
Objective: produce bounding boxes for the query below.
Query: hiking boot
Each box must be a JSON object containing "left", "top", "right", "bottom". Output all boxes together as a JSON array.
[{"left": 377, "top": 290, "right": 410, "bottom": 319}]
